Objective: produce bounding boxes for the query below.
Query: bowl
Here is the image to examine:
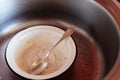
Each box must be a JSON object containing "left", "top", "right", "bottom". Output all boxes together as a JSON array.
[
  {"left": 0, "top": 0, "right": 120, "bottom": 80},
  {"left": 5, "top": 25, "right": 76, "bottom": 80}
]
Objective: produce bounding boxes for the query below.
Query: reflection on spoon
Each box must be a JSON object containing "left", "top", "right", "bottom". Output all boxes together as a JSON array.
[{"left": 29, "top": 27, "right": 74, "bottom": 74}]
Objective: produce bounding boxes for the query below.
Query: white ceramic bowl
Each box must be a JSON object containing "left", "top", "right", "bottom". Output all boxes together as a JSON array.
[{"left": 6, "top": 25, "right": 76, "bottom": 80}]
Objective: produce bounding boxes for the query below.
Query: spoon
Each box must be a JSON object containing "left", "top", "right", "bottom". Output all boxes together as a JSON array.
[{"left": 29, "top": 27, "right": 74, "bottom": 74}]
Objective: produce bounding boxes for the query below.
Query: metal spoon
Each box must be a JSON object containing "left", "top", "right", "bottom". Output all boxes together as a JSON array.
[{"left": 29, "top": 27, "right": 74, "bottom": 74}]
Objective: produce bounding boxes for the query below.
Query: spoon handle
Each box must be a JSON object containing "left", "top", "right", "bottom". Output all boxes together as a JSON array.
[{"left": 49, "top": 27, "right": 74, "bottom": 53}]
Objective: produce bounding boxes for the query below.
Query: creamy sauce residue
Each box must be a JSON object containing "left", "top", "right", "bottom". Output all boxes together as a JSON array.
[{"left": 15, "top": 39, "right": 68, "bottom": 75}]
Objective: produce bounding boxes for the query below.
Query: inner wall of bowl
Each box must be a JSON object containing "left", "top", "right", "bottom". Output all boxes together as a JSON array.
[{"left": 0, "top": 0, "right": 119, "bottom": 78}]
